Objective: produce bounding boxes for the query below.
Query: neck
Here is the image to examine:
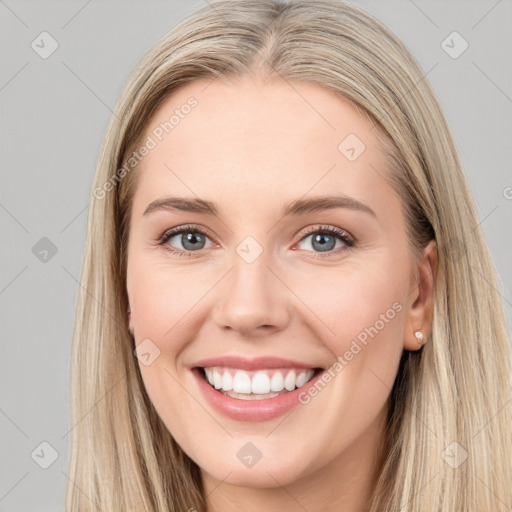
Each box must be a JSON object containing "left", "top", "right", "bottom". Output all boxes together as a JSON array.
[{"left": 202, "top": 404, "right": 388, "bottom": 512}]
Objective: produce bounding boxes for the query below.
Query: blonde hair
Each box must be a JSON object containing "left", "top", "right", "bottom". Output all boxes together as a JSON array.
[{"left": 65, "top": 1, "right": 512, "bottom": 510}]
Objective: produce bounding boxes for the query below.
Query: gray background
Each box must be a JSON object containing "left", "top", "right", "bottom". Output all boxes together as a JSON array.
[{"left": 1, "top": 0, "right": 511, "bottom": 510}]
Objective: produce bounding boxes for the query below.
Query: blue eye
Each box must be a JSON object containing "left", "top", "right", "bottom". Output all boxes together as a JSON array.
[
  {"left": 296, "top": 225, "right": 355, "bottom": 257},
  {"left": 158, "top": 225, "right": 213, "bottom": 257},
  {"left": 157, "top": 224, "right": 355, "bottom": 258}
]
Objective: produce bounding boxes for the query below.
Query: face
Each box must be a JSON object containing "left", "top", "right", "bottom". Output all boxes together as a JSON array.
[{"left": 126, "top": 75, "right": 436, "bottom": 493}]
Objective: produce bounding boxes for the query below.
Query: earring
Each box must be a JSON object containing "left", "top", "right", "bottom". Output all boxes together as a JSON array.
[{"left": 415, "top": 330, "right": 424, "bottom": 345}]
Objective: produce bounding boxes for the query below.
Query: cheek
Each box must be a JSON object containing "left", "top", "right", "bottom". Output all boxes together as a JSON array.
[
  {"left": 290, "top": 271, "right": 406, "bottom": 450},
  {"left": 296, "top": 260, "right": 407, "bottom": 340},
  {"left": 127, "top": 255, "right": 210, "bottom": 448},
  {"left": 127, "top": 253, "right": 210, "bottom": 345},
  {"left": 292, "top": 258, "right": 408, "bottom": 394}
]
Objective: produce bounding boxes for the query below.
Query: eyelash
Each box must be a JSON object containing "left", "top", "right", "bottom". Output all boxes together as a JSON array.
[{"left": 157, "top": 224, "right": 356, "bottom": 259}]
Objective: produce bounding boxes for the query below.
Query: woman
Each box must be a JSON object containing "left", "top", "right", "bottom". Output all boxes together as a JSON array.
[{"left": 65, "top": 0, "right": 512, "bottom": 510}]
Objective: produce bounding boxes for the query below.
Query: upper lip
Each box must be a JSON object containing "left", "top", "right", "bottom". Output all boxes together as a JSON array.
[{"left": 193, "top": 356, "right": 322, "bottom": 371}]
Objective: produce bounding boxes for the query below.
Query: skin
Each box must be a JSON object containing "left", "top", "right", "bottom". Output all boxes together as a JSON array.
[{"left": 126, "top": 74, "right": 437, "bottom": 512}]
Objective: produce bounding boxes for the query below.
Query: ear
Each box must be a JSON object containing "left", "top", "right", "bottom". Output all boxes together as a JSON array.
[{"left": 403, "top": 239, "right": 438, "bottom": 351}]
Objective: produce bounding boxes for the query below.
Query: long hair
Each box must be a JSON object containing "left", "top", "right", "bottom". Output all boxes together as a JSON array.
[{"left": 65, "top": 1, "right": 512, "bottom": 510}]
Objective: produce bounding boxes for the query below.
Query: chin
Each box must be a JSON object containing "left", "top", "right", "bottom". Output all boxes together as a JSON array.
[{"left": 195, "top": 441, "right": 314, "bottom": 489}]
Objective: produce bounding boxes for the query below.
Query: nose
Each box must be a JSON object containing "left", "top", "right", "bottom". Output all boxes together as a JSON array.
[{"left": 211, "top": 250, "right": 291, "bottom": 338}]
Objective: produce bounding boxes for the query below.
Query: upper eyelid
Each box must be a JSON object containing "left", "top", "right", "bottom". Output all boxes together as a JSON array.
[
  {"left": 300, "top": 224, "right": 353, "bottom": 240},
  {"left": 161, "top": 223, "right": 350, "bottom": 236}
]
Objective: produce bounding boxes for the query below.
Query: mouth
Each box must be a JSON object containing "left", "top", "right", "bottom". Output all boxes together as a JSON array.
[{"left": 195, "top": 366, "right": 324, "bottom": 401}]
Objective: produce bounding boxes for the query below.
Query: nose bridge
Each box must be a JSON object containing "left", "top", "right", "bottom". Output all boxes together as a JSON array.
[{"left": 212, "top": 234, "right": 290, "bottom": 334}]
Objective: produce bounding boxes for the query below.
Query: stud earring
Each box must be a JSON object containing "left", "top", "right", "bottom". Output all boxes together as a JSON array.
[{"left": 415, "top": 330, "right": 424, "bottom": 345}]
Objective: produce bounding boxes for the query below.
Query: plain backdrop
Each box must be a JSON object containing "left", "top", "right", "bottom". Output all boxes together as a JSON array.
[{"left": 0, "top": 0, "right": 511, "bottom": 510}]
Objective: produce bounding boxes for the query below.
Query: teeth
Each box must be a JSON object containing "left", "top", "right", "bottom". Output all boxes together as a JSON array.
[
  {"left": 295, "top": 370, "right": 309, "bottom": 388},
  {"left": 251, "top": 372, "right": 270, "bottom": 394},
  {"left": 284, "top": 369, "right": 296, "bottom": 391},
  {"left": 202, "top": 367, "right": 315, "bottom": 395},
  {"left": 222, "top": 371, "right": 233, "bottom": 391},
  {"left": 204, "top": 368, "right": 212, "bottom": 384},
  {"left": 213, "top": 369, "right": 222, "bottom": 389},
  {"left": 270, "top": 371, "right": 284, "bottom": 392},
  {"left": 233, "top": 371, "right": 252, "bottom": 393}
]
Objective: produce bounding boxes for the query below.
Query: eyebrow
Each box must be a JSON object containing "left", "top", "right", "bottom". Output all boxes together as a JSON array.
[{"left": 143, "top": 194, "right": 376, "bottom": 218}]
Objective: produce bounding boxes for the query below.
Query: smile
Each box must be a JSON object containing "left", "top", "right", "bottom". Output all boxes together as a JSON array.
[
  {"left": 200, "top": 366, "right": 320, "bottom": 400},
  {"left": 190, "top": 356, "right": 325, "bottom": 421}
]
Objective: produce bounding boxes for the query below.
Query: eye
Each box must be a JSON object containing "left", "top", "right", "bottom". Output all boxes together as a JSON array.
[
  {"left": 296, "top": 225, "right": 355, "bottom": 258},
  {"left": 158, "top": 224, "right": 215, "bottom": 258},
  {"left": 156, "top": 224, "right": 356, "bottom": 259}
]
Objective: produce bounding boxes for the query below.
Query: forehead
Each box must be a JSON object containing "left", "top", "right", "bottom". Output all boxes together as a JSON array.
[{"left": 130, "top": 76, "right": 398, "bottom": 222}]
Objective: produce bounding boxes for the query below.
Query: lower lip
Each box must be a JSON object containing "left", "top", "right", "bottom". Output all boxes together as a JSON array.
[{"left": 192, "top": 367, "right": 324, "bottom": 422}]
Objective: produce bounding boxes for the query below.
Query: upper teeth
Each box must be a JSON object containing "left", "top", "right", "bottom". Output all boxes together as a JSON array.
[{"left": 203, "top": 367, "right": 315, "bottom": 394}]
